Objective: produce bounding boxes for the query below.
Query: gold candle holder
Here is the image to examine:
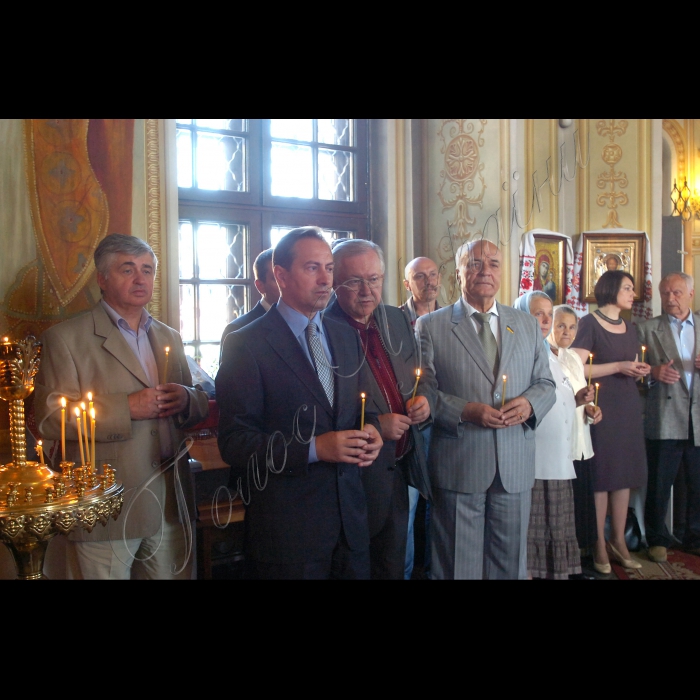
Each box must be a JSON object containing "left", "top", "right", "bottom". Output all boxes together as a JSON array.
[{"left": 0, "top": 336, "right": 123, "bottom": 580}]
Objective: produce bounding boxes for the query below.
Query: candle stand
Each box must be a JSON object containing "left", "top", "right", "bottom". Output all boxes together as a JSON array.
[{"left": 0, "top": 336, "right": 123, "bottom": 580}]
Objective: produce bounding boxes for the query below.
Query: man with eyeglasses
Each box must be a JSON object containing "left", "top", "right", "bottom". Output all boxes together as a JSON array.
[
  {"left": 400, "top": 256, "right": 441, "bottom": 579},
  {"left": 326, "top": 239, "right": 432, "bottom": 579}
]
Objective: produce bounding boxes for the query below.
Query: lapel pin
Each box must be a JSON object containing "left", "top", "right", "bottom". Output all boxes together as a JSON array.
[{"left": 506, "top": 326, "right": 515, "bottom": 334}]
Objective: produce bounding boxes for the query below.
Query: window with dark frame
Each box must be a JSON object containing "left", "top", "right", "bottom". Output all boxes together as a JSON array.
[{"left": 176, "top": 119, "right": 369, "bottom": 378}]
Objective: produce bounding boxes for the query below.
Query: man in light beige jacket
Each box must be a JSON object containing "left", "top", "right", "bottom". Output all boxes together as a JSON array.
[{"left": 35, "top": 234, "right": 209, "bottom": 579}]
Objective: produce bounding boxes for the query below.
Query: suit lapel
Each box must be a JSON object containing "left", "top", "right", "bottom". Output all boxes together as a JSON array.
[
  {"left": 450, "top": 300, "right": 495, "bottom": 382},
  {"left": 653, "top": 316, "right": 686, "bottom": 391},
  {"left": 262, "top": 308, "right": 333, "bottom": 417},
  {"left": 93, "top": 304, "right": 150, "bottom": 387},
  {"left": 496, "top": 304, "right": 515, "bottom": 377}
]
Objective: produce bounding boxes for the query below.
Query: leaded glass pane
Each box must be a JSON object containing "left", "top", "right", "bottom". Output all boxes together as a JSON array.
[
  {"left": 199, "top": 284, "right": 243, "bottom": 341},
  {"left": 180, "top": 284, "right": 195, "bottom": 342},
  {"left": 223, "top": 284, "right": 247, "bottom": 330},
  {"left": 270, "top": 119, "right": 313, "bottom": 142},
  {"left": 176, "top": 129, "right": 193, "bottom": 188},
  {"left": 318, "top": 149, "right": 352, "bottom": 201},
  {"left": 179, "top": 220, "right": 194, "bottom": 279},
  {"left": 198, "top": 344, "right": 221, "bottom": 380},
  {"left": 318, "top": 119, "right": 352, "bottom": 146},
  {"left": 196, "top": 222, "right": 246, "bottom": 280},
  {"left": 196, "top": 133, "right": 245, "bottom": 191},
  {"left": 270, "top": 142, "right": 313, "bottom": 199},
  {"left": 196, "top": 119, "right": 246, "bottom": 132}
]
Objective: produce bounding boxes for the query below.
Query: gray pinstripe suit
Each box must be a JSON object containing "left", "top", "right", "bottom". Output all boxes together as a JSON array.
[{"left": 416, "top": 299, "right": 555, "bottom": 578}]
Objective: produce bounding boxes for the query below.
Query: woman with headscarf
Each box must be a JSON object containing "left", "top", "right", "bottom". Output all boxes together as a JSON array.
[
  {"left": 513, "top": 291, "right": 591, "bottom": 579},
  {"left": 546, "top": 305, "right": 602, "bottom": 564}
]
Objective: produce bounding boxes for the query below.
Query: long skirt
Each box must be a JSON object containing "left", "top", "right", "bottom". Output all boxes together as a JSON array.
[{"left": 527, "top": 479, "right": 581, "bottom": 580}]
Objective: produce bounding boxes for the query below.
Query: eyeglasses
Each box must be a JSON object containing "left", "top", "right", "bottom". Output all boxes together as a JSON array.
[{"left": 342, "top": 275, "right": 384, "bottom": 291}]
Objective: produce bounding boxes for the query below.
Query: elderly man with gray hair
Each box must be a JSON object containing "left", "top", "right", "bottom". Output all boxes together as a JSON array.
[
  {"left": 35, "top": 233, "right": 209, "bottom": 579},
  {"left": 637, "top": 271, "right": 700, "bottom": 562},
  {"left": 325, "top": 238, "right": 432, "bottom": 579}
]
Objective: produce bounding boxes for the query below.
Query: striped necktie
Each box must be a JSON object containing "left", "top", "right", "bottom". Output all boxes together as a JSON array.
[{"left": 306, "top": 321, "right": 334, "bottom": 408}]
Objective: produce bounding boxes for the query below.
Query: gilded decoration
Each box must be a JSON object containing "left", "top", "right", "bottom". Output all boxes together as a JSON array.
[
  {"left": 145, "top": 119, "right": 162, "bottom": 321},
  {"left": 436, "top": 119, "right": 487, "bottom": 302},
  {"left": 595, "top": 119, "right": 628, "bottom": 228},
  {"left": 662, "top": 119, "right": 686, "bottom": 181}
]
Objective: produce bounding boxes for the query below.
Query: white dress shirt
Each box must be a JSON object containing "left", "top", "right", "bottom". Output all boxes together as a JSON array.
[{"left": 668, "top": 312, "right": 695, "bottom": 393}]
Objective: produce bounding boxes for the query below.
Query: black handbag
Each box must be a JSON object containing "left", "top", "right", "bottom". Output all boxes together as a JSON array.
[{"left": 604, "top": 507, "right": 642, "bottom": 552}]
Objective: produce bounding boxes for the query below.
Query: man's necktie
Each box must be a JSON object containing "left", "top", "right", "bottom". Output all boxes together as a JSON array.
[
  {"left": 306, "top": 321, "right": 335, "bottom": 408},
  {"left": 474, "top": 312, "right": 499, "bottom": 377}
]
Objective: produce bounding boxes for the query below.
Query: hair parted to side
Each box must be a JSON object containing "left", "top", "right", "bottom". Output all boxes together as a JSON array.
[
  {"left": 273, "top": 227, "right": 327, "bottom": 271},
  {"left": 94, "top": 233, "right": 157, "bottom": 278},
  {"left": 254, "top": 248, "right": 275, "bottom": 283},
  {"left": 661, "top": 270, "right": 694, "bottom": 291},
  {"left": 594, "top": 270, "right": 635, "bottom": 307},
  {"left": 332, "top": 238, "right": 385, "bottom": 278}
]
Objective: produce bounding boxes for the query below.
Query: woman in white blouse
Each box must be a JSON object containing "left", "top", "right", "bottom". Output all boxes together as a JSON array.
[
  {"left": 546, "top": 305, "right": 603, "bottom": 571},
  {"left": 513, "top": 292, "right": 593, "bottom": 579}
]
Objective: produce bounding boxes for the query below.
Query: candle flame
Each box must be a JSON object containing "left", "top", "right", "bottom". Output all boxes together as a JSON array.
[
  {"left": 74, "top": 407, "right": 81, "bottom": 417},
  {"left": 2, "top": 337, "right": 7, "bottom": 342},
  {"left": 90, "top": 407, "right": 95, "bottom": 419},
  {"left": 595, "top": 383, "right": 600, "bottom": 388},
  {"left": 60, "top": 397, "right": 66, "bottom": 408},
  {"left": 589, "top": 353, "right": 593, "bottom": 359},
  {"left": 165, "top": 346, "right": 170, "bottom": 353},
  {"left": 87, "top": 391, "right": 93, "bottom": 401},
  {"left": 361, "top": 392, "right": 366, "bottom": 399},
  {"left": 642, "top": 346, "right": 646, "bottom": 351},
  {"left": 80, "top": 402, "right": 86, "bottom": 410},
  {"left": 502, "top": 374, "right": 507, "bottom": 380},
  {"left": 38, "top": 440, "right": 42, "bottom": 446},
  {"left": 416, "top": 369, "right": 421, "bottom": 378}
]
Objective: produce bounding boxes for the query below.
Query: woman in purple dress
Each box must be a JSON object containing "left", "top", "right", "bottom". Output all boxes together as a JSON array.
[{"left": 571, "top": 271, "right": 651, "bottom": 574}]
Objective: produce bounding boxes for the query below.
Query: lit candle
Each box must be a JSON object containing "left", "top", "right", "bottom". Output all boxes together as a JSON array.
[
  {"left": 74, "top": 407, "right": 85, "bottom": 466},
  {"left": 594, "top": 382, "right": 600, "bottom": 408},
  {"left": 87, "top": 391, "right": 94, "bottom": 414},
  {"left": 90, "top": 407, "right": 96, "bottom": 469},
  {"left": 36, "top": 440, "right": 45, "bottom": 465},
  {"left": 641, "top": 345, "right": 647, "bottom": 384},
  {"left": 411, "top": 369, "right": 421, "bottom": 401},
  {"left": 162, "top": 346, "right": 170, "bottom": 385},
  {"left": 501, "top": 374, "right": 507, "bottom": 408},
  {"left": 81, "top": 402, "right": 90, "bottom": 464},
  {"left": 588, "top": 353, "right": 593, "bottom": 387},
  {"left": 60, "top": 397, "right": 66, "bottom": 462},
  {"left": 360, "top": 392, "right": 366, "bottom": 431}
]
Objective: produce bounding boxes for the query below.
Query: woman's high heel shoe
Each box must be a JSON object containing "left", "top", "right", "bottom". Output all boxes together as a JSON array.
[
  {"left": 607, "top": 541, "right": 642, "bottom": 570},
  {"left": 593, "top": 560, "right": 612, "bottom": 575}
]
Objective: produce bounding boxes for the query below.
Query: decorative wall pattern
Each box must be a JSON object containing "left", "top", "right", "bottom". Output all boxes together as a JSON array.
[
  {"left": 596, "top": 119, "right": 628, "bottom": 228},
  {"left": 435, "top": 119, "right": 487, "bottom": 302}
]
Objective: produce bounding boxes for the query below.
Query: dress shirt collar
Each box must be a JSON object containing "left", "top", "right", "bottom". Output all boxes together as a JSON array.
[
  {"left": 101, "top": 299, "right": 153, "bottom": 334},
  {"left": 462, "top": 297, "right": 499, "bottom": 318},
  {"left": 260, "top": 297, "right": 272, "bottom": 312},
  {"left": 276, "top": 298, "right": 325, "bottom": 339},
  {"left": 667, "top": 311, "right": 694, "bottom": 327}
]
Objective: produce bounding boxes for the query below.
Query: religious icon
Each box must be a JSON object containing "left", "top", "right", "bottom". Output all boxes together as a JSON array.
[
  {"left": 530, "top": 235, "right": 565, "bottom": 305},
  {"left": 582, "top": 233, "right": 645, "bottom": 303}
]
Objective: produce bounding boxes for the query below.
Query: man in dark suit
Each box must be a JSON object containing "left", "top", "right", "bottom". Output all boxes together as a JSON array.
[
  {"left": 219, "top": 248, "right": 279, "bottom": 359},
  {"left": 637, "top": 271, "right": 700, "bottom": 562},
  {"left": 326, "top": 239, "right": 431, "bottom": 579},
  {"left": 215, "top": 227, "right": 383, "bottom": 579}
]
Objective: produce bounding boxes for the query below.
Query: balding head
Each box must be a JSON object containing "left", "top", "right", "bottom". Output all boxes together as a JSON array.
[
  {"left": 455, "top": 238, "right": 502, "bottom": 312},
  {"left": 404, "top": 256, "right": 440, "bottom": 309}
]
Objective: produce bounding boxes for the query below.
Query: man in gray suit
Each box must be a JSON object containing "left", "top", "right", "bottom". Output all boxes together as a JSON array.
[
  {"left": 416, "top": 238, "right": 555, "bottom": 579},
  {"left": 637, "top": 271, "right": 700, "bottom": 562}
]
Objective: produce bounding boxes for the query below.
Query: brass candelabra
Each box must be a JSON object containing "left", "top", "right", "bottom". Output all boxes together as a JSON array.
[{"left": 0, "top": 336, "right": 123, "bottom": 580}]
